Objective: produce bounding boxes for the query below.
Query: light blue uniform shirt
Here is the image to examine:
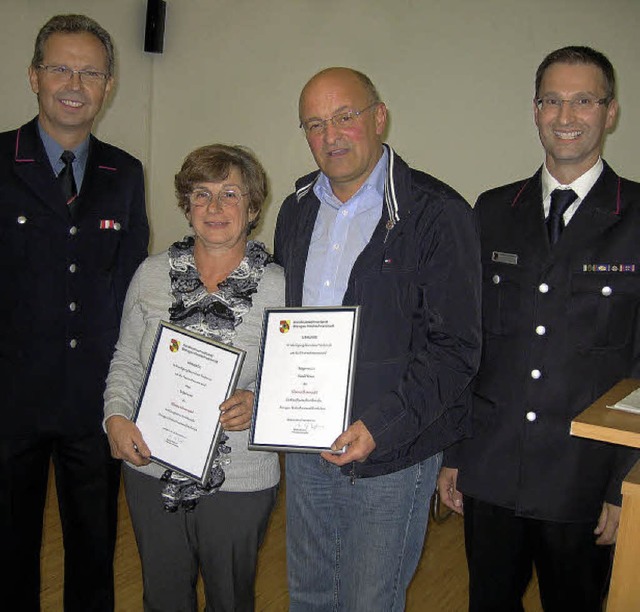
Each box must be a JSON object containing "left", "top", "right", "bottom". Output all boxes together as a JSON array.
[
  {"left": 302, "top": 147, "right": 387, "bottom": 307},
  {"left": 38, "top": 121, "right": 90, "bottom": 191}
]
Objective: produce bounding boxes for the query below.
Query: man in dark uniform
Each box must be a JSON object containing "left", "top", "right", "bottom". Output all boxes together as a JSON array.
[
  {"left": 438, "top": 46, "right": 640, "bottom": 611},
  {"left": 0, "top": 14, "right": 148, "bottom": 611}
]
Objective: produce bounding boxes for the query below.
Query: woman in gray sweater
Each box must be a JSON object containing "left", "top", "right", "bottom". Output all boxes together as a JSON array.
[{"left": 104, "top": 144, "right": 284, "bottom": 611}]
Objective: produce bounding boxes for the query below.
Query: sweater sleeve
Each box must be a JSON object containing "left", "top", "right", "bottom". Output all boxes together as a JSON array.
[{"left": 103, "top": 258, "right": 148, "bottom": 428}]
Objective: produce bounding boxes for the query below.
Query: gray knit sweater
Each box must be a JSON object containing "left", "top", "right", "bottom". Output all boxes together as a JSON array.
[{"left": 103, "top": 249, "right": 284, "bottom": 492}]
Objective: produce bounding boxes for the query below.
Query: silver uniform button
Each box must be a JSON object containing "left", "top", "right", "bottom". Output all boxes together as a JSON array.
[
  {"left": 69, "top": 263, "right": 77, "bottom": 273},
  {"left": 535, "top": 325, "right": 546, "bottom": 335},
  {"left": 17, "top": 215, "right": 27, "bottom": 224},
  {"left": 492, "top": 274, "right": 501, "bottom": 284},
  {"left": 526, "top": 411, "right": 537, "bottom": 422},
  {"left": 601, "top": 286, "right": 612, "bottom": 297},
  {"left": 69, "top": 226, "right": 78, "bottom": 235},
  {"left": 538, "top": 283, "right": 549, "bottom": 293},
  {"left": 69, "top": 302, "right": 77, "bottom": 312},
  {"left": 69, "top": 339, "right": 78, "bottom": 348},
  {"left": 531, "top": 369, "right": 542, "bottom": 379},
  {"left": 114, "top": 222, "right": 121, "bottom": 231}
]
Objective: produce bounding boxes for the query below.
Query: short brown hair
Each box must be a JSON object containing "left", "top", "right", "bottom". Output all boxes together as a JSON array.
[
  {"left": 174, "top": 144, "right": 268, "bottom": 233},
  {"left": 535, "top": 46, "right": 615, "bottom": 101},
  {"left": 32, "top": 14, "right": 115, "bottom": 77}
]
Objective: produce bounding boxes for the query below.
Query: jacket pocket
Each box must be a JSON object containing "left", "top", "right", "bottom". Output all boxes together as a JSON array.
[
  {"left": 482, "top": 262, "right": 523, "bottom": 336},
  {"left": 570, "top": 272, "right": 640, "bottom": 349},
  {"left": 83, "top": 212, "right": 129, "bottom": 273}
]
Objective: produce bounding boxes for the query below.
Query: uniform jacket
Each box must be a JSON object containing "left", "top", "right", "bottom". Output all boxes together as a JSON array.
[
  {"left": 274, "top": 145, "right": 482, "bottom": 478},
  {"left": 0, "top": 118, "right": 149, "bottom": 437},
  {"left": 453, "top": 162, "right": 640, "bottom": 522}
]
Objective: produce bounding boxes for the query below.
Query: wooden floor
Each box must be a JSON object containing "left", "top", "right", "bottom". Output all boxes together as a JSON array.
[{"left": 41, "top": 462, "right": 542, "bottom": 611}]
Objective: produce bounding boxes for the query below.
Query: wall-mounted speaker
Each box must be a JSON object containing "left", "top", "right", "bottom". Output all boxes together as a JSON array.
[{"left": 144, "top": 0, "right": 166, "bottom": 54}]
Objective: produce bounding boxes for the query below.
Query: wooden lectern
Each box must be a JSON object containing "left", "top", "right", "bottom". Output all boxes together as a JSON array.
[{"left": 571, "top": 379, "right": 640, "bottom": 612}]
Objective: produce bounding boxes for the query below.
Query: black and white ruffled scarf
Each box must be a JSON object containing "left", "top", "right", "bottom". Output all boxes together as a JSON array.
[{"left": 160, "top": 236, "right": 271, "bottom": 512}]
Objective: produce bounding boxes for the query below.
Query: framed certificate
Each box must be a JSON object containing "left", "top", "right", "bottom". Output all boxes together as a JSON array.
[
  {"left": 133, "top": 321, "right": 245, "bottom": 483},
  {"left": 249, "top": 307, "right": 359, "bottom": 452}
]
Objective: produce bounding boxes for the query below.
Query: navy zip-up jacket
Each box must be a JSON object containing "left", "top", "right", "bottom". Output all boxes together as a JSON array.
[{"left": 275, "top": 145, "right": 482, "bottom": 478}]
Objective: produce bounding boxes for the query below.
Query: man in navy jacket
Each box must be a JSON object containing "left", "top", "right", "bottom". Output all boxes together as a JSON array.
[
  {"left": 275, "top": 67, "right": 481, "bottom": 611},
  {"left": 438, "top": 46, "right": 640, "bottom": 611},
  {"left": 0, "top": 15, "right": 148, "bottom": 610}
]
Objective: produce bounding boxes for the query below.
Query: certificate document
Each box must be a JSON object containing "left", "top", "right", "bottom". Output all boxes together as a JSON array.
[
  {"left": 133, "top": 322, "right": 245, "bottom": 483},
  {"left": 249, "top": 307, "right": 359, "bottom": 452}
]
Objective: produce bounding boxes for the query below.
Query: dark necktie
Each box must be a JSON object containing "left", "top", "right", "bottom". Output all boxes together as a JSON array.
[
  {"left": 58, "top": 150, "right": 78, "bottom": 210},
  {"left": 547, "top": 188, "right": 577, "bottom": 245}
]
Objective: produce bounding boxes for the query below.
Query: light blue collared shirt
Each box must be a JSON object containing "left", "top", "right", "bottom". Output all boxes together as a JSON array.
[
  {"left": 38, "top": 121, "right": 90, "bottom": 192},
  {"left": 302, "top": 147, "right": 387, "bottom": 307}
]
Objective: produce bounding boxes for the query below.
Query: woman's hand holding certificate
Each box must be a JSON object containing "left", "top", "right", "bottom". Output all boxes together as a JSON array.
[
  {"left": 131, "top": 322, "right": 245, "bottom": 483},
  {"left": 219, "top": 389, "right": 255, "bottom": 431},
  {"left": 106, "top": 415, "right": 151, "bottom": 467}
]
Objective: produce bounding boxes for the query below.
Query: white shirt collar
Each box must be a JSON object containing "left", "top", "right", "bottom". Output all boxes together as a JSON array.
[
  {"left": 541, "top": 158, "right": 604, "bottom": 222},
  {"left": 542, "top": 158, "right": 604, "bottom": 202}
]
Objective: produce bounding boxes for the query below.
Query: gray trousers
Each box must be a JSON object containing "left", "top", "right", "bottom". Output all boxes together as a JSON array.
[{"left": 123, "top": 465, "right": 277, "bottom": 612}]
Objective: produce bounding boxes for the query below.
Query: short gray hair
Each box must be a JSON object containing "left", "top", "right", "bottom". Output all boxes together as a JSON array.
[{"left": 32, "top": 14, "right": 115, "bottom": 77}]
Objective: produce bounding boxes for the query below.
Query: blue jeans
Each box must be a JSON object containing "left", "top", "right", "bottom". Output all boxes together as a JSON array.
[{"left": 286, "top": 452, "right": 442, "bottom": 612}]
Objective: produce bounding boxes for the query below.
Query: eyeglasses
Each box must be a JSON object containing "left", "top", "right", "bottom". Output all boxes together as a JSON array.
[
  {"left": 37, "top": 64, "right": 109, "bottom": 84},
  {"left": 535, "top": 95, "right": 610, "bottom": 113},
  {"left": 300, "top": 102, "right": 379, "bottom": 135},
  {"left": 188, "top": 188, "right": 248, "bottom": 210}
]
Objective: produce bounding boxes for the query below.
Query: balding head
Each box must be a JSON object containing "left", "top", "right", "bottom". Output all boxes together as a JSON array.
[
  {"left": 299, "top": 67, "right": 381, "bottom": 121},
  {"left": 298, "top": 67, "right": 387, "bottom": 202}
]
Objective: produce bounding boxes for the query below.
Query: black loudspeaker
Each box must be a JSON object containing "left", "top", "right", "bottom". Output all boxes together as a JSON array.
[{"left": 144, "top": 0, "right": 166, "bottom": 54}]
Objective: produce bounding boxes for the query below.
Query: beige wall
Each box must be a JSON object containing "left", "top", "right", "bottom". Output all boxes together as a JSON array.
[{"left": 2, "top": 0, "right": 639, "bottom": 254}]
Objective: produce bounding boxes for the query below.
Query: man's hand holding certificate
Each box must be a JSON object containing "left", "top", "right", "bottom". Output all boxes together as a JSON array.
[{"left": 249, "top": 307, "right": 359, "bottom": 452}]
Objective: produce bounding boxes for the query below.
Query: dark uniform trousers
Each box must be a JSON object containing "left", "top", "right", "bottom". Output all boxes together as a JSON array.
[
  {"left": 0, "top": 118, "right": 149, "bottom": 611},
  {"left": 0, "top": 434, "right": 121, "bottom": 611},
  {"left": 463, "top": 496, "right": 611, "bottom": 612}
]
